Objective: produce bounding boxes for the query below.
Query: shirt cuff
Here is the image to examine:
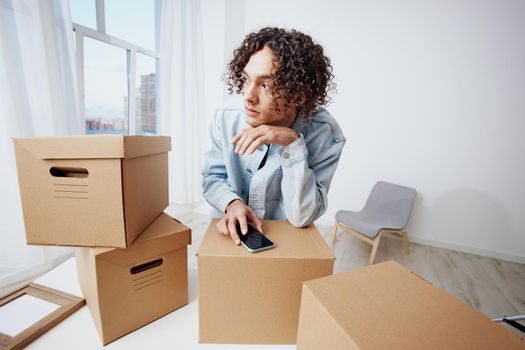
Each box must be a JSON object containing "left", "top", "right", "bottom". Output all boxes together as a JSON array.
[
  {"left": 280, "top": 133, "right": 308, "bottom": 167},
  {"left": 218, "top": 192, "right": 243, "bottom": 214}
]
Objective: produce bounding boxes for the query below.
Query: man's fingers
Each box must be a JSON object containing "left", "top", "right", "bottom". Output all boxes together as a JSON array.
[
  {"left": 232, "top": 127, "right": 253, "bottom": 152},
  {"left": 230, "top": 129, "right": 246, "bottom": 144},
  {"left": 254, "top": 219, "right": 264, "bottom": 234},
  {"left": 234, "top": 127, "right": 265, "bottom": 155},
  {"left": 217, "top": 219, "right": 229, "bottom": 237},
  {"left": 246, "top": 137, "right": 265, "bottom": 155},
  {"left": 228, "top": 220, "right": 240, "bottom": 245},
  {"left": 234, "top": 132, "right": 249, "bottom": 154},
  {"left": 247, "top": 210, "right": 264, "bottom": 233},
  {"left": 238, "top": 129, "right": 266, "bottom": 155},
  {"left": 238, "top": 134, "right": 258, "bottom": 155},
  {"left": 238, "top": 216, "right": 249, "bottom": 235}
]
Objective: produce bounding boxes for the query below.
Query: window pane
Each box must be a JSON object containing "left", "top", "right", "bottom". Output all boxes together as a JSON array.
[
  {"left": 136, "top": 54, "right": 157, "bottom": 134},
  {"left": 105, "top": 0, "right": 156, "bottom": 50},
  {"left": 70, "top": 0, "right": 97, "bottom": 30},
  {"left": 84, "top": 37, "right": 128, "bottom": 134}
]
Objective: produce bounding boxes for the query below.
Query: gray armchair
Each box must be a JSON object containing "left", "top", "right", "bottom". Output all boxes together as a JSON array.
[{"left": 332, "top": 181, "right": 417, "bottom": 265}]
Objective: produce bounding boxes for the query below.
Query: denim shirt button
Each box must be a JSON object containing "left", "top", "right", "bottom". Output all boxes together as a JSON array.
[{"left": 282, "top": 152, "right": 290, "bottom": 159}]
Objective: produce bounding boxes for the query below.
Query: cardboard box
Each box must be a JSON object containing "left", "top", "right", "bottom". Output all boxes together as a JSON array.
[
  {"left": 13, "top": 135, "right": 170, "bottom": 248},
  {"left": 75, "top": 212, "right": 191, "bottom": 345},
  {"left": 296, "top": 260, "right": 525, "bottom": 350},
  {"left": 197, "top": 220, "right": 335, "bottom": 344}
]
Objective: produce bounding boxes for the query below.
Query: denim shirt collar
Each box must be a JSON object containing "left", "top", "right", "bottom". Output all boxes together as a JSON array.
[{"left": 291, "top": 114, "right": 309, "bottom": 136}]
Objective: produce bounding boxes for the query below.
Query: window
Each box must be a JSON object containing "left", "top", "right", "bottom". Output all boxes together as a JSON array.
[
  {"left": 84, "top": 37, "right": 128, "bottom": 133},
  {"left": 70, "top": 0, "right": 160, "bottom": 135}
]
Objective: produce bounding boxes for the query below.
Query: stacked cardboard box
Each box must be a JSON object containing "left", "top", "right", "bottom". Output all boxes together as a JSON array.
[
  {"left": 75, "top": 212, "right": 190, "bottom": 344},
  {"left": 13, "top": 135, "right": 191, "bottom": 345}
]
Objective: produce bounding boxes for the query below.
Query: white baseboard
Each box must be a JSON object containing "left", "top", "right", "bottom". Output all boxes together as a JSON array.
[
  {"left": 315, "top": 218, "right": 525, "bottom": 265},
  {"left": 408, "top": 236, "right": 525, "bottom": 265}
]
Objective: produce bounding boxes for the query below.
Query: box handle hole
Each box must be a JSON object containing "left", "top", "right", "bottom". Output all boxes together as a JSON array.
[
  {"left": 130, "top": 258, "right": 163, "bottom": 275},
  {"left": 50, "top": 166, "right": 89, "bottom": 178}
]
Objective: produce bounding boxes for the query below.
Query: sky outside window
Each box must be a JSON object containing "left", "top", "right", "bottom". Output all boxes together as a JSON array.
[
  {"left": 70, "top": 0, "right": 97, "bottom": 30},
  {"left": 105, "top": 0, "right": 156, "bottom": 50},
  {"left": 84, "top": 37, "right": 128, "bottom": 134}
]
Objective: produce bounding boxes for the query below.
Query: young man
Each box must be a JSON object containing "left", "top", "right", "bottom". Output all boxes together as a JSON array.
[{"left": 202, "top": 27, "right": 346, "bottom": 245}]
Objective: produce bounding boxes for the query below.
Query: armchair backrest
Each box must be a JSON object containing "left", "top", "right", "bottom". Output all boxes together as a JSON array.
[{"left": 363, "top": 181, "right": 417, "bottom": 230}]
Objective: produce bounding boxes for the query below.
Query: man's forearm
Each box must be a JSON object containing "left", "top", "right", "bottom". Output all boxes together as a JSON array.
[
  {"left": 281, "top": 161, "right": 327, "bottom": 227},
  {"left": 280, "top": 136, "right": 344, "bottom": 227}
]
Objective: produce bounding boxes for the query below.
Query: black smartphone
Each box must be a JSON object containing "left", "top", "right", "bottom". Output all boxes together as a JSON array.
[{"left": 236, "top": 224, "right": 275, "bottom": 253}]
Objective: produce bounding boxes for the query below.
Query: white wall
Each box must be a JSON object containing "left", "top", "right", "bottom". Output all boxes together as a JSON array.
[{"left": 201, "top": 0, "right": 525, "bottom": 262}]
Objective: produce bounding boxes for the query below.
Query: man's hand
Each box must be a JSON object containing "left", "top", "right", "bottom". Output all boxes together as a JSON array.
[
  {"left": 217, "top": 199, "right": 264, "bottom": 245},
  {"left": 231, "top": 125, "right": 299, "bottom": 155}
]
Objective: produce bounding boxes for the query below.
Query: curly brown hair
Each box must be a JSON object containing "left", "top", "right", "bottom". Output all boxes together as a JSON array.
[{"left": 225, "top": 27, "right": 336, "bottom": 120}]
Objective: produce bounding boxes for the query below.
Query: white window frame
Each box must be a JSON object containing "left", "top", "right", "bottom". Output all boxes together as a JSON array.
[{"left": 72, "top": 0, "right": 160, "bottom": 135}]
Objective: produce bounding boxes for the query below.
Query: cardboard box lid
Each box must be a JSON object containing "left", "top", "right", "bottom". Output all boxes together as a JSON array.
[
  {"left": 302, "top": 260, "right": 525, "bottom": 349},
  {"left": 12, "top": 135, "right": 171, "bottom": 160},
  {"left": 90, "top": 213, "right": 191, "bottom": 265},
  {"left": 197, "top": 220, "right": 334, "bottom": 260}
]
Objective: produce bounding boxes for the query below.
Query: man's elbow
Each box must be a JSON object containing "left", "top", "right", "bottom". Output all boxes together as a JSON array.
[
  {"left": 287, "top": 216, "right": 312, "bottom": 228},
  {"left": 287, "top": 208, "right": 323, "bottom": 228},
  {"left": 285, "top": 194, "right": 328, "bottom": 228}
]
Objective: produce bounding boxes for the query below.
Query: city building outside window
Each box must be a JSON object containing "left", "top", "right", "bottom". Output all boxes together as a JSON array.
[{"left": 70, "top": 0, "right": 160, "bottom": 135}]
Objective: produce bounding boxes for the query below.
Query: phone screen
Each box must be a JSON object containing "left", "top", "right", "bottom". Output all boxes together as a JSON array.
[{"left": 237, "top": 224, "right": 274, "bottom": 251}]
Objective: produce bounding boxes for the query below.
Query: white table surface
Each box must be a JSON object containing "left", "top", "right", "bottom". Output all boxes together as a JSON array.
[{"left": 26, "top": 257, "right": 296, "bottom": 350}]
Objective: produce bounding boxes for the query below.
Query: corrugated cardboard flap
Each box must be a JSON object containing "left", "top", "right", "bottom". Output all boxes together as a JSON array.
[
  {"left": 97, "top": 213, "right": 191, "bottom": 266},
  {"left": 197, "top": 219, "right": 335, "bottom": 260},
  {"left": 13, "top": 135, "right": 171, "bottom": 160},
  {"left": 123, "top": 135, "right": 171, "bottom": 159}
]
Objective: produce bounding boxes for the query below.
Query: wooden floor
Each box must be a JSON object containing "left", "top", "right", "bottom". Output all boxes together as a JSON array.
[{"left": 167, "top": 205, "right": 525, "bottom": 335}]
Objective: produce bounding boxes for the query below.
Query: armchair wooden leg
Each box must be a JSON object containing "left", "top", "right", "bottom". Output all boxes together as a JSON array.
[
  {"left": 331, "top": 222, "right": 339, "bottom": 245},
  {"left": 369, "top": 232, "right": 383, "bottom": 265},
  {"left": 401, "top": 230, "right": 410, "bottom": 255}
]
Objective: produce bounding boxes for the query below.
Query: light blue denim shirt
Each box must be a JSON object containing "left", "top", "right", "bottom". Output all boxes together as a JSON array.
[{"left": 202, "top": 106, "right": 346, "bottom": 227}]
